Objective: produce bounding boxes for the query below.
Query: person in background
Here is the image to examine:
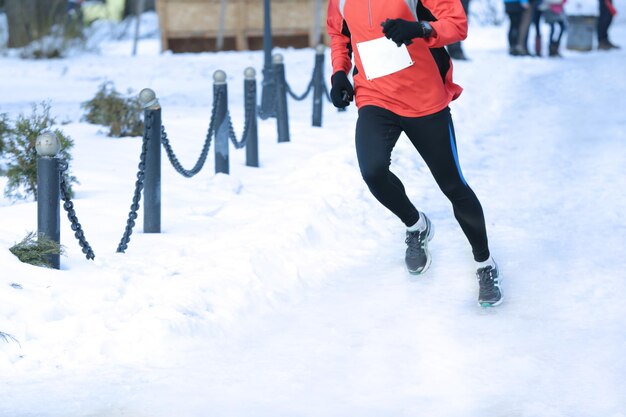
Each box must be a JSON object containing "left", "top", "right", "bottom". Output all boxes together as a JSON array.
[
  {"left": 67, "top": 0, "right": 84, "bottom": 17},
  {"left": 516, "top": 0, "right": 541, "bottom": 55},
  {"left": 598, "top": 0, "right": 620, "bottom": 50},
  {"left": 504, "top": 0, "right": 529, "bottom": 55},
  {"left": 327, "top": 0, "right": 503, "bottom": 307},
  {"left": 66, "top": 0, "right": 85, "bottom": 33},
  {"left": 447, "top": 0, "right": 471, "bottom": 60},
  {"left": 543, "top": 0, "right": 567, "bottom": 56},
  {"left": 532, "top": 0, "right": 544, "bottom": 55}
]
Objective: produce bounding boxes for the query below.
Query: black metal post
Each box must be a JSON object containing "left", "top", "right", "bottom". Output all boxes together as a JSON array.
[
  {"left": 312, "top": 44, "right": 325, "bottom": 127},
  {"left": 36, "top": 133, "right": 61, "bottom": 270},
  {"left": 273, "top": 54, "right": 290, "bottom": 143},
  {"left": 259, "top": 0, "right": 276, "bottom": 119},
  {"left": 244, "top": 67, "right": 259, "bottom": 167},
  {"left": 139, "top": 88, "right": 161, "bottom": 233},
  {"left": 214, "top": 70, "right": 230, "bottom": 174}
]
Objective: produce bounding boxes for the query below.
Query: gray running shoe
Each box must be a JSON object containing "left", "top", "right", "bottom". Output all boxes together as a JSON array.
[
  {"left": 405, "top": 214, "right": 434, "bottom": 274},
  {"left": 477, "top": 263, "right": 503, "bottom": 307}
]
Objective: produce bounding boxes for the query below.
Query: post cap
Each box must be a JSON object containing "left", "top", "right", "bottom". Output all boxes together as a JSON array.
[
  {"left": 213, "top": 70, "right": 227, "bottom": 84},
  {"left": 244, "top": 67, "right": 256, "bottom": 79},
  {"left": 272, "top": 53, "right": 284, "bottom": 64},
  {"left": 36, "top": 132, "right": 61, "bottom": 157},
  {"left": 138, "top": 88, "right": 160, "bottom": 109},
  {"left": 316, "top": 44, "right": 326, "bottom": 54}
]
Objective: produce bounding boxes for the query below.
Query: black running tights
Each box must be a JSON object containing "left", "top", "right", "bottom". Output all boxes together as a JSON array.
[{"left": 355, "top": 105, "right": 490, "bottom": 262}]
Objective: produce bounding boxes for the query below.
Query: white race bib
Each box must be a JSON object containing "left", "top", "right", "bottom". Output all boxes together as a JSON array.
[{"left": 356, "top": 37, "right": 414, "bottom": 80}]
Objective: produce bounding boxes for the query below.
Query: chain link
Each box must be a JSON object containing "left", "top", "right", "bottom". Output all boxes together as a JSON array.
[
  {"left": 284, "top": 58, "right": 315, "bottom": 101},
  {"left": 116, "top": 113, "right": 150, "bottom": 254},
  {"left": 322, "top": 83, "right": 332, "bottom": 103},
  {"left": 286, "top": 58, "right": 331, "bottom": 103},
  {"left": 160, "top": 89, "right": 222, "bottom": 177},
  {"left": 227, "top": 79, "right": 256, "bottom": 149},
  {"left": 58, "top": 161, "right": 95, "bottom": 260},
  {"left": 286, "top": 79, "right": 314, "bottom": 101}
]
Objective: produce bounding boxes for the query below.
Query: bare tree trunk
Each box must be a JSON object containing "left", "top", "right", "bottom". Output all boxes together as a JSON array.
[
  {"left": 124, "top": 0, "right": 155, "bottom": 17},
  {"left": 216, "top": 0, "right": 227, "bottom": 51},
  {"left": 5, "top": 0, "right": 67, "bottom": 48},
  {"left": 132, "top": 0, "right": 145, "bottom": 55},
  {"left": 313, "top": 0, "right": 323, "bottom": 46}
]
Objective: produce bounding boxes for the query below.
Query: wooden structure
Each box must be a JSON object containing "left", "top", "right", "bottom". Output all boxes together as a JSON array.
[{"left": 156, "top": 0, "right": 329, "bottom": 53}]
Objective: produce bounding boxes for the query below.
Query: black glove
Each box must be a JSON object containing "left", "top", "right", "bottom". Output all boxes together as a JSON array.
[
  {"left": 381, "top": 19, "right": 433, "bottom": 47},
  {"left": 330, "top": 71, "right": 354, "bottom": 109}
]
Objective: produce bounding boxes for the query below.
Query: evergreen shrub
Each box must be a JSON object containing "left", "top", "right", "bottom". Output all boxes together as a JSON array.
[
  {"left": 2, "top": 102, "right": 77, "bottom": 200},
  {"left": 81, "top": 81, "right": 144, "bottom": 137},
  {"left": 0, "top": 331, "right": 20, "bottom": 347},
  {"left": 0, "top": 112, "right": 9, "bottom": 157},
  {"left": 9, "top": 231, "right": 64, "bottom": 268},
  {"left": 16, "top": 2, "right": 86, "bottom": 59}
]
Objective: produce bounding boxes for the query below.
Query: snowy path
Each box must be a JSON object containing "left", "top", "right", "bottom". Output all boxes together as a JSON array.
[
  {"left": 148, "top": 45, "right": 626, "bottom": 416},
  {"left": 114, "top": 40, "right": 626, "bottom": 417},
  {"left": 2, "top": 22, "right": 626, "bottom": 417}
]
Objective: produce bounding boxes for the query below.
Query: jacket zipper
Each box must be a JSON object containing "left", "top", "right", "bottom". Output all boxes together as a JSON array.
[{"left": 368, "top": 0, "right": 373, "bottom": 28}]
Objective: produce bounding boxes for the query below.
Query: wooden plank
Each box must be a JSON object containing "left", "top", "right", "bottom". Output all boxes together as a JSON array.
[
  {"left": 155, "top": 0, "right": 169, "bottom": 51},
  {"left": 157, "top": 0, "right": 330, "bottom": 52},
  {"left": 235, "top": 1, "right": 247, "bottom": 50}
]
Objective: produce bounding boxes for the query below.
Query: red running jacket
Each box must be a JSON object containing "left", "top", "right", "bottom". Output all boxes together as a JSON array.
[{"left": 327, "top": 0, "right": 467, "bottom": 117}]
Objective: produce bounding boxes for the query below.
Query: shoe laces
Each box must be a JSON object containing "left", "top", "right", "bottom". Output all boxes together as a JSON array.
[
  {"left": 477, "top": 266, "right": 498, "bottom": 288},
  {"left": 405, "top": 229, "right": 427, "bottom": 255}
]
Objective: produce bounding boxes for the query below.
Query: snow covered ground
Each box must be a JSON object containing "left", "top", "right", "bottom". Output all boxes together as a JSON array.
[{"left": 1, "top": 9, "right": 626, "bottom": 417}]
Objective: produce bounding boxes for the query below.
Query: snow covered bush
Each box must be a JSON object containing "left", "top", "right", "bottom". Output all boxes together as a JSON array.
[
  {"left": 0, "top": 330, "right": 20, "bottom": 346},
  {"left": 0, "top": 112, "right": 11, "bottom": 175},
  {"left": 18, "top": 23, "right": 86, "bottom": 59},
  {"left": 2, "top": 102, "right": 77, "bottom": 200},
  {"left": 81, "top": 81, "right": 143, "bottom": 137},
  {"left": 0, "top": 112, "right": 8, "bottom": 156},
  {"left": 469, "top": 0, "right": 505, "bottom": 25},
  {"left": 0, "top": 11, "right": 8, "bottom": 51},
  {"left": 4, "top": 0, "right": 86, "bottom": 59}
]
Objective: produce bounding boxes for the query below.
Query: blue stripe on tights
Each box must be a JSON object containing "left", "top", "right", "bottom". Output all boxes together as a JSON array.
[{"left": 449, "top": 122, "right": 468, "bottom": 186}]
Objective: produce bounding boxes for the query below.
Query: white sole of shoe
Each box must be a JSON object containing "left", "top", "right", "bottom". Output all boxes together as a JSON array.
[
  {"left": 479, "top": 295, "right": 503, "bottom": 308},
  {"left": 408, "top": 252, "right": 431, "bottom": 275}
]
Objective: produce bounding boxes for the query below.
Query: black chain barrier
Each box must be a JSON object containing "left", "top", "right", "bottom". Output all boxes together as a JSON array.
[
  {"left": 227, "top": 79, "right": 256, "bottom": 149},
  {"left": 284, "top": 57, "right": 331, "bottom": 103},
  {"left": 322, "top": 83, "right": 332, "bottom": 102},
  {"left": 116, "top": 72, "right": 259, "bottom": 253},
  {"left": 58, "top": 161, "right": 95, "bottom": 260},
  {"left": 160, "top": 89, "right": 222, "bottom": 178},
  {"left": 116, "top": 114, "right": 150, "bottom": 254},
  {"left": 286, "top": 79, "right": 315, "bottom": 101}
]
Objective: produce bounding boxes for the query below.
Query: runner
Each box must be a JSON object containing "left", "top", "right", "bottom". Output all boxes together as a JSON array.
[{"left": 327, "top": 0, "right": 502, "bottom": 307}]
